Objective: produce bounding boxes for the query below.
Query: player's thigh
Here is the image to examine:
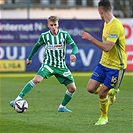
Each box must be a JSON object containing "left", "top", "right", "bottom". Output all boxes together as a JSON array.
[
  {"left": 55, "top": 68, "right": 74, "bottom": 86},
  {"left": 87, "top": 79, "right": 101, "bottom": 92},
  {"left": 91, "top": 64, "right": 106, "bottom": 84},
  {"left": 104, "top": 68, "right": 125, "bottom": 89},
  {"left": 37, "top": 64, "right": 53, "bottom": 78}
]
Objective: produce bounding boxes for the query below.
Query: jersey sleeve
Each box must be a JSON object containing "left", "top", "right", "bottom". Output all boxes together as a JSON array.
[
  {"left": 70, "top": 43, "right": 78, "bottom": 55},
  {"left": 28, "top": 34, "right": 45, "bottom": 60},
  {"left": 107, "top": 24, "right": 120, "bottom": 43},
  {"left": 66, "top": 33, "right": 78, "bottom": 55},
  {"left": 66, "top": 33, "right": 75, "bottom": 45},
  {"left": 37, "top": 34, "right": 46, "bottom": 45}
]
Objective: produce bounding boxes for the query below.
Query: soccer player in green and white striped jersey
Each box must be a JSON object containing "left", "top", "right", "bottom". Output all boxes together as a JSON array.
[{"left": 10, "top": 16, "right": 78, "bottom": 112}]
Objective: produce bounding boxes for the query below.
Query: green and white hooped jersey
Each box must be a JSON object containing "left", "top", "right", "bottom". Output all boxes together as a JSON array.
[{"left": 37, "top": 29, "right": 75, "bottom": 68}]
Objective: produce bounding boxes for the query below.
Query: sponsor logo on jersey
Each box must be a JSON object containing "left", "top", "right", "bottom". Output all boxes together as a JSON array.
[
  {"left": 48, "top": 44, "right": 63, "bottom": 50},
  {"left": 108, "top": 34, "right": 118, "bottom": 38}
]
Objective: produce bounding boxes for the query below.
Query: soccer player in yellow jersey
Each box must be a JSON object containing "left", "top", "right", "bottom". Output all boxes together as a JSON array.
[{"left": 81, "top": 0, "right": 127, "bottom": 125}]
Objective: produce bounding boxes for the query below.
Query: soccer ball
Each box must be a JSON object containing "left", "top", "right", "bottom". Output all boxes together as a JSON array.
[{"left": 14, "top": 99, "right": 28, "bottom": 113}]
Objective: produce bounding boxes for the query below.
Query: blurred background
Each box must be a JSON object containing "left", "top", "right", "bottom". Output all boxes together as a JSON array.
[
  {"left": 0, "top": 0, "right": 133, "bottom": 72},
  {"left": 0, "top": 0, "right": 133, "bottom": 18}
]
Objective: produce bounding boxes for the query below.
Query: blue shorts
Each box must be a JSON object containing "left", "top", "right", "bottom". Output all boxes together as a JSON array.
[{"left": 91, "top": 64, "right": 125, "bottom": 89}]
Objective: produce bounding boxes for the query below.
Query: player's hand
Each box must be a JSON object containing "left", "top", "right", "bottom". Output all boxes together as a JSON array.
[
  {"left": 81, "top": 31, "right": 92, "bottom": 41},
  {"left": 70, "top": 54, "right": 76, "bottom": 62},
  {"left": 26, "top": 59, "right": 32, "bottom": 65}
]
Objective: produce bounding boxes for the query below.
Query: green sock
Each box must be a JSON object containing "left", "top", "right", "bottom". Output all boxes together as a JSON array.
[
  {"left": 61, "top": 90, "right": 73, "bottom": 106},
  {"left": 18, "top": 80, "right": 35, "bottom": 98}
]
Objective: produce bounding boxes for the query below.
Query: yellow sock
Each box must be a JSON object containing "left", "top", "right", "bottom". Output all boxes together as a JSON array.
[
  {"left": 94, "top": 87, "right": 100, "bottom": 94},
  {"left": 99, "top": 96, "right": 109, "bottom": 118},
  {"left": 94, "top": 84, "right": 102, "bottom": 94}
]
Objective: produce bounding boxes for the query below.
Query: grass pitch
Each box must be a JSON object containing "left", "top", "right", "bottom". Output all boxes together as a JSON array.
[{"left": 0, "top": 72, "right": 132, "bottom": 133}]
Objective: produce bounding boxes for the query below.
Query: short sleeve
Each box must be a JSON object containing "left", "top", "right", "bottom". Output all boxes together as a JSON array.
[
  {"left": 107, "top": 25, "right": 120, "bottom": 43},
  {"left": 66, "top": 33, "right": 75, "bottom": 45}
]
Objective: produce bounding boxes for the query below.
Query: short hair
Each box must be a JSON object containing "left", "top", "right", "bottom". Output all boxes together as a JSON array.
[
  {"left": 47, "top": 16, "right": 59, "bottom": 22},
  {"left": 98, "top": 0, "right": 112, "bottom": 11}
]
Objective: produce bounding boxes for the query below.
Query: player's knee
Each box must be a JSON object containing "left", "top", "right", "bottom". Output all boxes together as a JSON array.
[
  {"left": 68, "top": 86, "right": 76, "bottom": 94},
  {"left": 66, "top": 82, "right": 76, "bottom": 94},
  {"left": 32, "top": 78, "right": 43, "bottom": 85},
  {"left": 73, "top": 86, "right": 76, "bottom": 92},
  {"left": 87, "top": 87, "right": 93, "bottom": 93},
  {"left": 98, "top": 91, "right": 107, "bottom": 99},
  {"left": 32, "top": 80, "right": 39, "bottom": 85}
]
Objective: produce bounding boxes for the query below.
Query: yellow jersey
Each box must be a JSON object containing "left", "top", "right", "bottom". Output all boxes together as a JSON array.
[{"left": 100, "top": 17, "right": 127, "bottom": 70}]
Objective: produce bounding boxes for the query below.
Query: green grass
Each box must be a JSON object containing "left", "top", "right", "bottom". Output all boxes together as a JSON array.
[{"left": 0, "top": 72, "right": 132, "bottom": 133}]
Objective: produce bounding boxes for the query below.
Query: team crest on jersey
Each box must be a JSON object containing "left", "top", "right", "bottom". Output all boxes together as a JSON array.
[{"left": 60, "top": 38, "right": 65, "bottom": 44}]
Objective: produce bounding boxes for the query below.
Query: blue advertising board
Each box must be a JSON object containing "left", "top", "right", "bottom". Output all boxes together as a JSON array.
[
  {"left": 0, "top": 19, "right": 103, "bottom": 44},
  {"left": 0, "top": 19, "right": 103, "bottom": 71},
  {"left": 0, "top": 46, "right": 101, "bottom": 72}
]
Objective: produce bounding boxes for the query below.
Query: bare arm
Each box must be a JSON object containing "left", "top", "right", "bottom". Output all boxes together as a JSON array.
[
  {"left": 26, "top": 59, "right": 32, "bottom": 65},
  {"left": 81, "top": 31, "right": 114, "bottom": 52}
]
